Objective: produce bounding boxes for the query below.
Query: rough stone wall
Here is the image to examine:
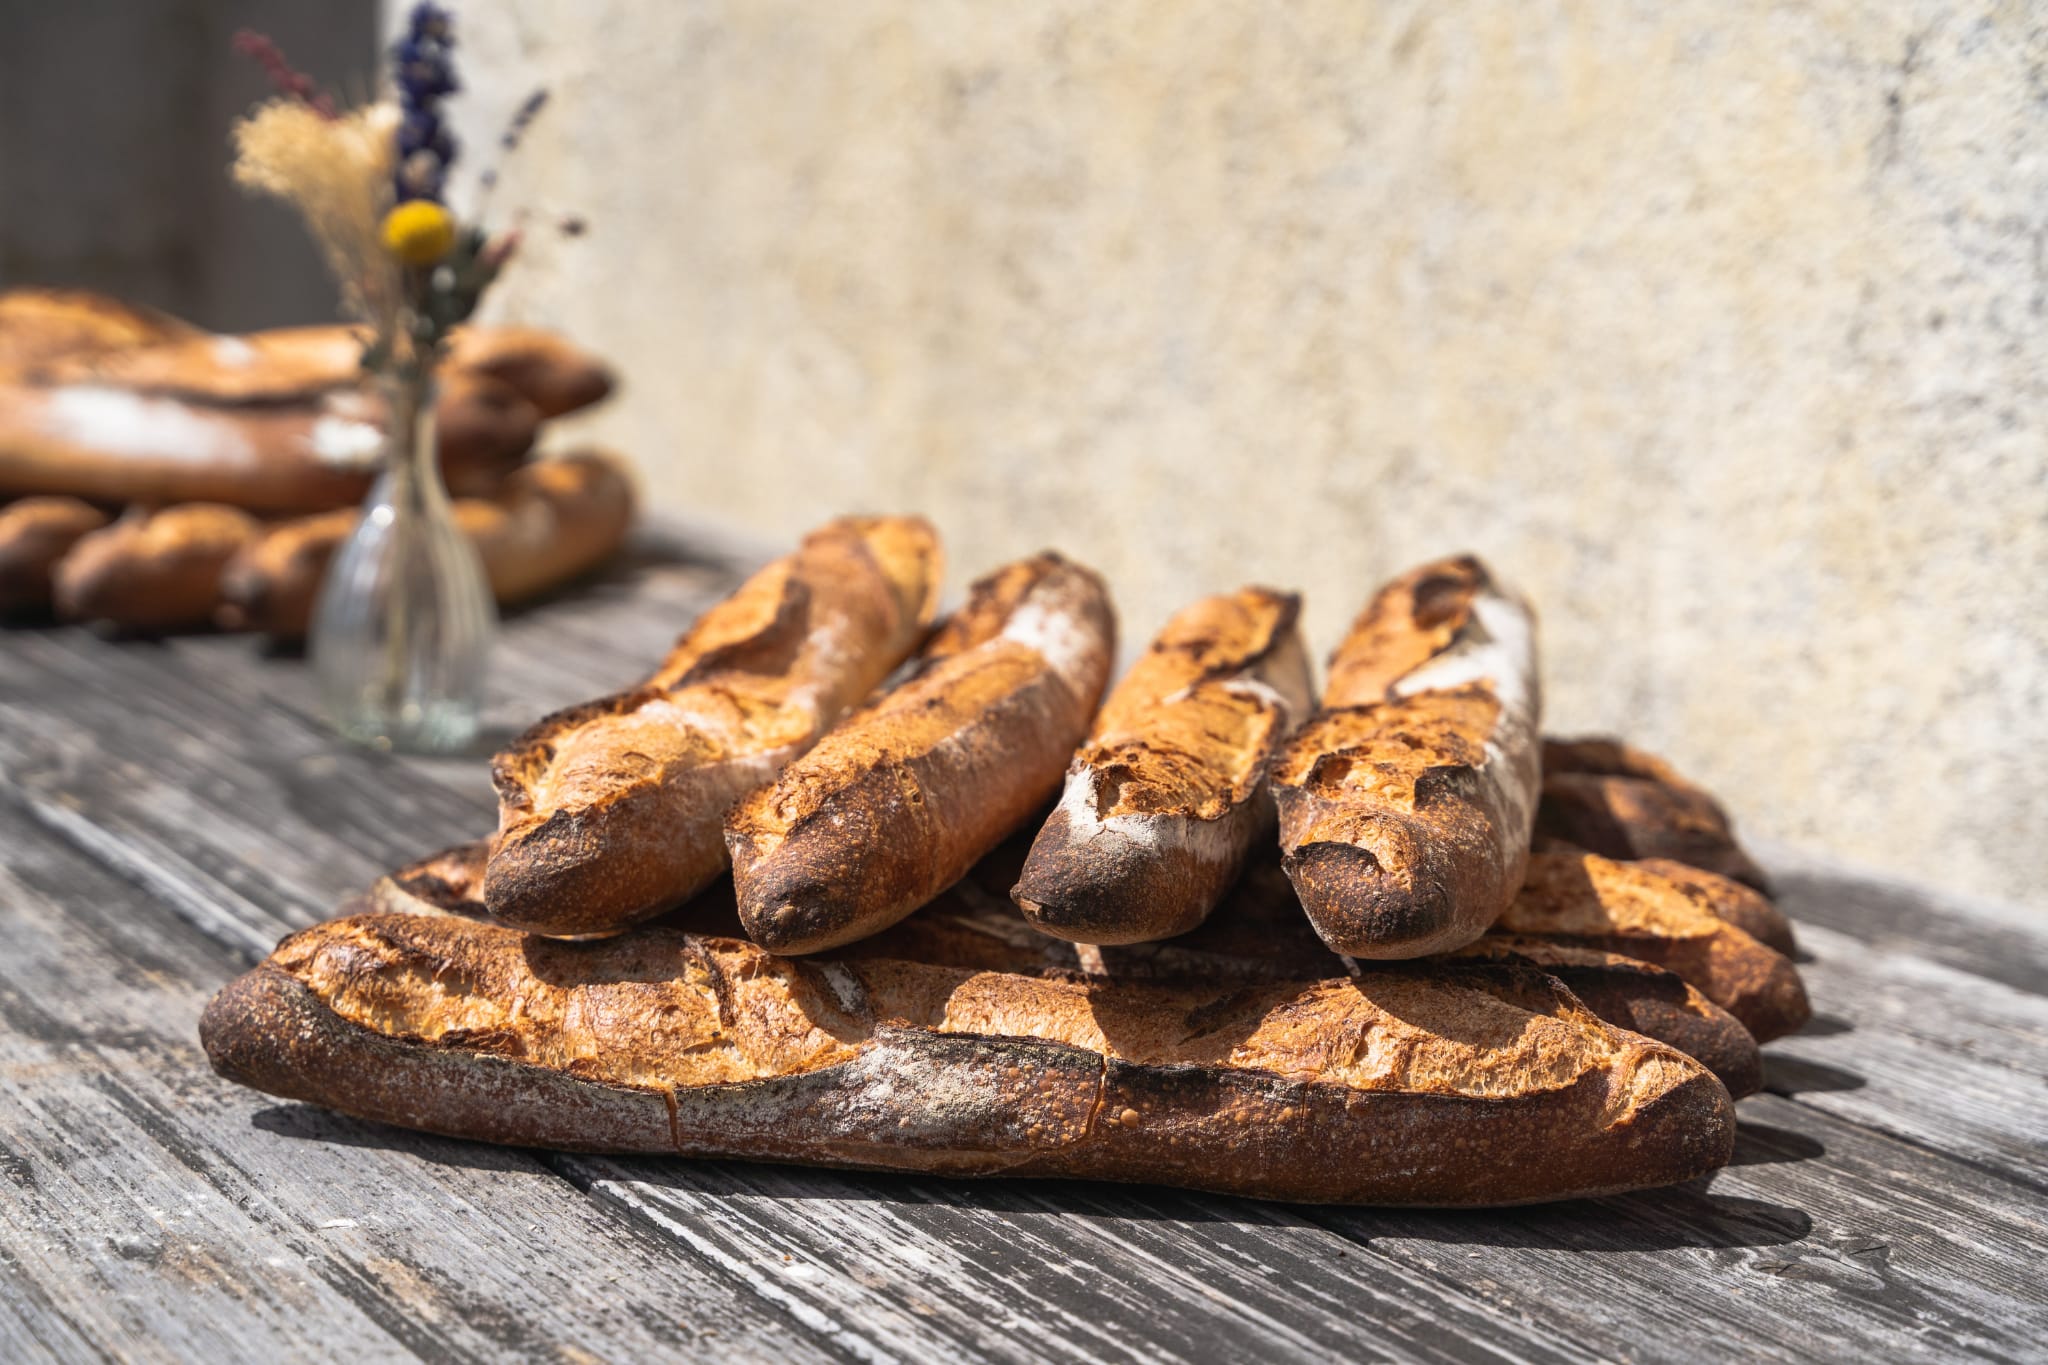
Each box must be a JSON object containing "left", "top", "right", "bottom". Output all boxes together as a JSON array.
[{"left": 442, "top": 1, "right": 2043, "bottom": 907}]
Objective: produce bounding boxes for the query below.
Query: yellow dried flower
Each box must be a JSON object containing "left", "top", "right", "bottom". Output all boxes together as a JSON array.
[
  {"left": 232, "top": 99, "right": 402, "bottom": 333},
  {"left": 382, "top": 200, "right": 456, "bottom": 265}
]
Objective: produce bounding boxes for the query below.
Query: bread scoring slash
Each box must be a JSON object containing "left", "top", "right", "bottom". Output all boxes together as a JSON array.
[
  {"left": 1012, "top": 586, "right": 1313, "bottom": 945},
  {"left": 484, "top": 515, "right": 942, "bottom": 938},
  {"left": 1272, "top": 555, "right": 1542, "bottom": 959},
  {"left": 728, "top": 552, "right": 1116, "bottom": 955}
]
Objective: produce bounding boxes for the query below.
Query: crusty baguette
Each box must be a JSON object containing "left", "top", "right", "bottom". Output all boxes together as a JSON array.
[
  {"left": 0, "top": 368, "right": 537, "bottom": 513},
  {"left": 1013, "top": 587, "right": 1312, "bottom": 945},
  {"left": 1632, "top": 856, "right": 1792, "bottom": 956},
  {"left": 1539, "top": 736, "right": 1770, "bottom": 892},
  {"left": 217, "top": 451, "right": 636, "bottom": 637},
  {"left": 199, "top": 906, "right": 1734, "bottom": 1206},
  {"left": 1270, "top": 555, "right": 1542, "bottom": 959},
  {"left": 0, "top": 315, "right": 619, "bottom": 513},
  {"left": 0, "top": 288, "right": 196, "bottom": 380},
  {"left": 369, "top": 833, "right": 1766, "bottom": 1100},
  {"left": 1449, "top": 936, "right": 1762, "bottom": 1099},
  {"left": 1496, "top": 847, "right": 1810, "bottom": 1042},
  {"left": 443, "top": 326, "right": 615, "bottom": 419},
  {"left": 0, "top": 496, "right": 109, "bottom": 613},
  {"left": 729, "top": 552, "right": 1116, "bottom": 955},
  {"left": 52, "top": 503, "right": 259, "bottom": 631},
  {"left": 484, "top": 516, "right": 942, "bottom": 937}
]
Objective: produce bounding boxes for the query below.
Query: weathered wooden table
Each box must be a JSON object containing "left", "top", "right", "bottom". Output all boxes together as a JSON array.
[{"left": 2, "top": 534, "right": 2043, "bottom": 1364}]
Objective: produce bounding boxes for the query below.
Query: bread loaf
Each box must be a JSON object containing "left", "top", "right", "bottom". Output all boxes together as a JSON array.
[
  {"left": 0, "top": 289, "right": 196, "bottom": 380},
  {"left": 1271, "top": 556, "right": 1542, "bottom": 959},
  {"left": 1013, "top": 587, "right": 1312, "bottom": 945},
  {"left": 443, "top": 326, "right": 615, "bottom": 419},
  {"left": 0, "top": 309, "right": 617, "bottom": 513},
  {"left": 1449, "top": 936, "right": 1761, "bottom": 1099},
  {"left": 1539, "top": 736, "right": 1770, "bottom": 892},
  {"left": 369, "top": 833, "right": 1765, "bottom": 1100},
  {"left": 52, "top": 503, "right": 258, "bottom": 631},
  {"left": 729, "top": 553, "right": 1116, "bottom": 955},
  {"left": 217, "top": 451, "right": 636, "bottom": 637},
  {"left": 1633, "top": 857, "right": 1793, "bottom": 956},
  {"left": 0, "top": 496, "right": 108, "bottom": 613},
  {"left": 484, "top": 516, "right": 942, "bottom": 937},
  {"left": 1497, "top": 847, "right": 1809, "bottom": 1042},
  {"left": 199, "top": 905, "right": 1734, "bottom": 1206}
]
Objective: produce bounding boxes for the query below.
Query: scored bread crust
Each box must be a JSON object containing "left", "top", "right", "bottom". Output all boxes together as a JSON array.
[
  {"left": 199, "top": 904, "right": 1734, "bottom": 1206},
  {"left": 0, "top": 288, "right": 197, "bottom": 380},
  {"left": 483, "top": 515, "right": 942, "bottom": 939},
  {"left": 0, "top": 308, "right": 612, "bottom": 513},
  {"left": 218, "top": 451, "right": 636, "bottom": 638},
  {"left": 1272, "top": 555, "right": 1542, "bottom": 959},
  {"left": 728, "top": 552, "right": 1116, "bottom": 956},
  {"left": 52, "top": 503, "right": 258, "bottom": 630},
  {"left": 0, "top": 496, "right": 108, "bottom": 613},
  {"left": 1539, "top": 736, "right": 1771, "bottom": 892},
  {"left": 1011, "top": 587, "right": 1314, "bottom": 946},
  {"left": 1497, "top": 847, "right": 1810, "bottom": 1042},
  {"left": 368, "top": 836, "right": 1765, "bottom": 1101}
]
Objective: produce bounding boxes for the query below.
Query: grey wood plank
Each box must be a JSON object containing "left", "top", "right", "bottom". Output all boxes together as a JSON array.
[
  {"left": 1313, "top": 1090, "right": 2047, "bottom": 1364},
  {"left": 1757, "top": 922, "right": 2047, "bottom": 1183},
  {"left": 0, "top": 795, "right": 850, "bottom": 1365},
  {"left": 554, "top": 1155, "right": 1578, "bottom": 1365}
]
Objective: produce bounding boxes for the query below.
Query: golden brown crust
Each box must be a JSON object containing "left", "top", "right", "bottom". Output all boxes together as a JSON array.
[
  {"left": 0, "top": 311, "right": 628, "bottom": 512},
  {"left": 0, "top": 496, "right": 109, "bottom": 613},
  {"left": 482, "top": 516, "right": 942, "bottom": 938},
  {"left": 1497, "top": 848, "right": 1809, "bottom": 1042},
  {"left": 1272, "top": 556, "right": 1542, "bottom": 961},
  {"left": 0, "top": 289, "right": 197, "bottom": 381},
  {"left": 1013, "top": 587, "right": 1312, "bottom": 945},
  {"left": 217, "top": 451, "right": 636, "bottom": 637},
  {"left": 1449, "top": 936, "right": 1762, "bottom": 1099},
  {"left": 1539, "top": 735, "right": 1770, "bottom": 892},
  {"left": 199, "top": 906, "right": 1734, "bottom": 1205},
  {"left": 370, "top": 835, "right": 1768, "bottom": 1100},
  {"left": 1634, "top": 857, "right": 1794, "bottom": 956},
  {"left": 729, "top": 552, "right": 1116, "bottom": 955},
  {"left": 52, "top": 503, "right": 258, "bottom": 630},
  {"left": 443, "top": 326, "right": 615, "bottom": 419}
]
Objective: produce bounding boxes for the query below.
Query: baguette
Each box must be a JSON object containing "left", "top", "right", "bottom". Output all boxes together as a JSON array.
[
  {"left": 484, "top": 515, "right": 942, "bottom": 937},
  {"left": 0, "top": 312, "right": 626, "bottom": 512},
  {"left": 0, "top": 368, "right": 537, "bottom": 513},
  {"left": 1449, "top": 936, "right": 1762, "bottom": 1099},
  {"left": 1496, "top": 847, "right": 1810, "bottom": 1042},
  {"left": 1634, "top": 857, "right": 1793, "bottom": 956},
  {"left": 1539, "top": 736, "right": 1770, "bottom": 892},
  {"left": 52, "top": 503, "right": 258, "bottom": 631},
  {"left": 0, "top": 496, "right": 109, "bottom": 613},
  {"left": 199, "top": 906, "right": 1734, "bottom": 1206},
  {"left": 0, "top": 288, "right": 196, "bottom": 380},
  {"left": 1013, "top": 587, "right": 1312, "bottom": 945},
  {"left": 217, "top": 451, "right": 636, "bottom": 637},
  {"left": 1271, "top": 555, "right": 1542, "bottom": 959},
  {"left": 370, "top": 835, "right": 1766, "bottom": 1099},
  {"left": 729, "top": 552, "right": 1116, "bottom": 955}
]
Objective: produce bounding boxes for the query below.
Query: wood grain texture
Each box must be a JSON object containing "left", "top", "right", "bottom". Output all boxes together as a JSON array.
[{"left": 2, "top": 537, "right": 2044, "bottom": 1363}]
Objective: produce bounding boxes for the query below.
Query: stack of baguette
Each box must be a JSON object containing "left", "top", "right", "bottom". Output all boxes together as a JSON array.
[
  {"left": 201, "top": 519, "right": 1810, "bottom": 1206},
  {"left": 0, "top": 288, "right": 633, "bottom": 633}
]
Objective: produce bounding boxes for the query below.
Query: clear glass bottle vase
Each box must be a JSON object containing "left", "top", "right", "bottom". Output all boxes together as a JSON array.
[{"left": 311, "top": 369, "right": 497, "bottom": 753}]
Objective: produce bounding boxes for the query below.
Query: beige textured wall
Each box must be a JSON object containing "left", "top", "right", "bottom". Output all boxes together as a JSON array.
[{"left": 442, "top": 1, "right": 2047, "bottom": 909}]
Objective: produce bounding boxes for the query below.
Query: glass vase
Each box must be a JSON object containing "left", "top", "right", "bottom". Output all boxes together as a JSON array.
[{"left": 311, "top": 369, "right": 497, "bottom": 753}]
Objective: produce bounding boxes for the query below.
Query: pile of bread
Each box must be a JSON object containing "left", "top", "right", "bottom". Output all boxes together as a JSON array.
[
  {"left": 201, "top": 516, "right": 1809, "bottom": 1206},
  {"left": 0, "top": 289, "right": 631, "bottom": 634}
]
